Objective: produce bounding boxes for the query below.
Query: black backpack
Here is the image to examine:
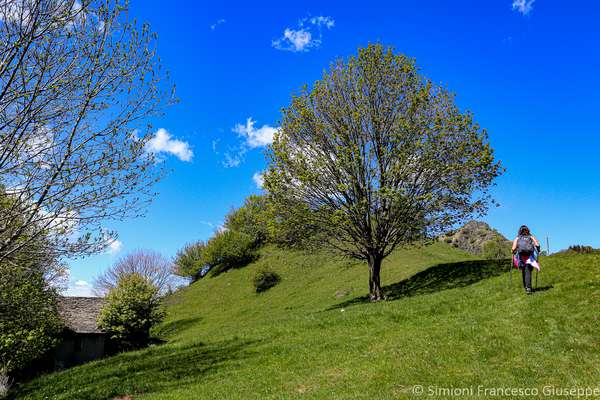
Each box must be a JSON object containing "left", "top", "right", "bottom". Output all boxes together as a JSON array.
[{"left": 516, "top": 235, "right": 535, "bottom": 253}]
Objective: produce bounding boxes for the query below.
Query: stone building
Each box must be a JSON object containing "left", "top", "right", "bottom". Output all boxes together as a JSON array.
[{"left": 54, "top": 297, "right": 108, "bottom": 369}]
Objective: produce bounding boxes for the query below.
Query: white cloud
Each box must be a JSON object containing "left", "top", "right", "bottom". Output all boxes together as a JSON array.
[
  {"left": 107, "top": 238, "right": 122, "bottom": 255},
  {"left": 221, "top": 118, "right": 278, "bottom": 168},
  {"left": 512, "top": 0, "right": 535, "bottom": 15},
  {"left": 223, "top": 152, "right": 242, "bottom": 168},
  {"left": 252, "top": 172, "right": 264, "bottom": 189},
  {"left": 233, "top": 118, "right": 277, "bottom": 148},
  {"left": 146, "top": 128, "right": 193, "bottom": 162},
  {"left": 64, "top": 278, "right": 96, "bottom": 297},
  {"left": 210, "top": 18, "right": 226, "bottom": 30},
  {"left": 310, "top": 16, "right": 335, "bottom": 29},
  {"left": 200, "top": 220, "right": 227, "bottom": 234},
  {"left": 25, "top": 125, "right": 55, "bottom": 168},
  {"left": 274, "top": 28, "right": 314, "bottom": 52},
  {"left": 272, "top": 15, "right": 335, "bottom": 52}
]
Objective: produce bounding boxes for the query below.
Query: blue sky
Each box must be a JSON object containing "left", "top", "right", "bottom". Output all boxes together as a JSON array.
[{"left": 66, "top": 0, "right": 600, "bottom": 295}]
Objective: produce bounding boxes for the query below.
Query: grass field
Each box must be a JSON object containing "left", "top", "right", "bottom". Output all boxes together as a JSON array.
[{"left": 11, "top": 243, "right": 600, "bottom": 399}]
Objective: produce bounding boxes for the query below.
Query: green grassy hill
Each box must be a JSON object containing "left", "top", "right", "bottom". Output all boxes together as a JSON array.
[{"left": 12, "top": 244, "right": 600, "bottom": 399}]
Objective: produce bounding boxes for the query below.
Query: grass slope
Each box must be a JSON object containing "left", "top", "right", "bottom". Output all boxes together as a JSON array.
[{"left": 12, "top": 244, "right": 600, "bottom": 399}]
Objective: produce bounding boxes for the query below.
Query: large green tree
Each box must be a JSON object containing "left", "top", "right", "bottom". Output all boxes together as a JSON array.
[{"left": 265, "top": 44, "right": 502, "bottom": 300}]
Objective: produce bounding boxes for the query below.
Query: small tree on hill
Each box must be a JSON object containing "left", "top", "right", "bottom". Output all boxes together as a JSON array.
[
  {"left": 173, "top": 241, "right": 206, "bottom": 279},
  {"left": 265, "top": 44, "right": 502, "bottom": 300},
  {"left": 224, "top": 194, "right": 326, "bottom": 250},
  {"left": 224, "top": 195, "right": 270, "bottom": 245},
  {"left": 94, "top": 249, "right": 176, "bottom": 297},
  {"left": 202, "top": 230, "right": 257, "bottom": 276},
  {"left": 97, "top": 273, "right": 165, "bottom": 350}
]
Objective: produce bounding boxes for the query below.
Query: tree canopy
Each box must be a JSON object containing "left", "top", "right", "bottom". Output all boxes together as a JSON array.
[
  {"left": 265, "top": 44, "right": 502, "bottom": 300},
  {"left": 94, "top": 249, "right": 177, "bottom": 297},
  {"left": 0, "top": 0, "right": 173, "bottom": 263},
  {"left": 97, "top": 272, "right": 164, "bottom": 350}
]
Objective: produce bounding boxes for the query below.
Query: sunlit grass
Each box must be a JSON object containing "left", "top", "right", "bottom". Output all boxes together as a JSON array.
[{"left": 12, "top": 244, "right": 600, "bottom": 399}]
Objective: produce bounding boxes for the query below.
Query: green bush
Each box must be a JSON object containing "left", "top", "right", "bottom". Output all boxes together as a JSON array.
[
  {"left": 222, "top": 194, "right": 328, "bottom": 251},
  {"left": 482, "top": 239, "right": 512, "bottom": 260},
  {"left": 0, "top": 190, "right": 64, "bottom": 375},
  {"left": 266, "top": 196, "right": 327, "bottom": 250},
  {"left": 566, "top": 245, "right": 596, "bottom": 254},
  {"left": 224, "top": 195, "right": 270, "bottom": 246},
  {"left": 173, "top": 241, "right": 206, "bottom": 278},
  {"left": 97, "top": 273, "right": 165, "bottom": 350},
  {"left": 202, "top": 230, "right": 258, "bottom": 276},
  {"left": 0, "top": 262, "right": 62, "bottom": 374},
  {"left": 253, "top": 268, "right": 281, "bottom": 293}
]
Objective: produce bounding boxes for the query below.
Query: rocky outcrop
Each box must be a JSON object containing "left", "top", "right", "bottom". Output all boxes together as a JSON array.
[{"left": 439, "top": 221, "right": 509, "bottom": 255}]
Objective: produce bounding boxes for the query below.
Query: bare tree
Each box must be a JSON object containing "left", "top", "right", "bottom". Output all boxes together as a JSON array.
[
  {"left": 0, "top": 0, "right": 173, "bottom": 264},
  {"left": 93, "top": 249, "right": 176, "bottom": 297}
]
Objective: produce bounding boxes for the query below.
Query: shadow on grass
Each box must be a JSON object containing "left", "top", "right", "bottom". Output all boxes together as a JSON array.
[
  {"left": 331, "top": 259, "right": 509, "bottom": 309},
  {"left": 153, "top": 317, "right": 203, "bottom": 338},
  {"left": 534, "top": 285, "right": 554, "bottom": 292},
  {"left": 10, "top": 338, "right": 259, "bottom": 400}
]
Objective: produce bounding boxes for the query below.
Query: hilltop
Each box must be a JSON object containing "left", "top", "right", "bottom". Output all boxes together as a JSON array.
[
  {"left": 439, "top": 221, "right": 510, "bottom": 255},
  {"left": 11, "top": 243, "right": 600, "bottom": 399}
]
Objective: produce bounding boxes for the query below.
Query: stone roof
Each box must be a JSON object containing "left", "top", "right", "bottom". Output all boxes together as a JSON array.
[{"left": 58, "top": 297, "right": 106, "bottom": 334}]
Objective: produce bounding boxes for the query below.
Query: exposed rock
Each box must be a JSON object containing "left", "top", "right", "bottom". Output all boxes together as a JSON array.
[{"left": 439, "top": 221, "right": 509, "bottom": 255}]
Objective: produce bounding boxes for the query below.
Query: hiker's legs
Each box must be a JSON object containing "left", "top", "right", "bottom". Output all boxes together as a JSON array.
[{"left": 522, "top": 265, "right": 533, "bottom": 291}]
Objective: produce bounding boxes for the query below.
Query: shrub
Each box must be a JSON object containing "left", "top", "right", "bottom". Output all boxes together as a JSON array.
[
  {"left": 266, "top": 197, "right": 327, "bottom": 250},
  {"left": 482, "top": 239, "right": 512, "bottom": 260},
  {"left": 202, "top": 230, "right": 258, "bottom": 276},
  {"left": 566, "top": 245, "right": 595, "bottom": 254},
  {"left": 97, "top": 273, "right": 165, "bottom": 351},
  {"left": 224, "top": 195, "right": 270, "bottom": 246},
  {"left": 0, "top": 261, "right": 62, "bottom": 375},
  {"left": 225, "top": 194, "right": 328, "bottom": 251},
  {"left": 0, "top": 190, "right": 64, "bottom": 375},
  {"left": 253, "top": 268, "right": 281, "bottom": 293},
  {"left": 173, "top": 241, "right": 206, "bottom": 279}
]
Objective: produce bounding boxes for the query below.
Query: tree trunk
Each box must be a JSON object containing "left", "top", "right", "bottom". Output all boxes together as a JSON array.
[
  {"left": 368, "top": 254, "right": 383, "bottom": 301},
  {"left": 0, "top": 370, "right": 10, "bottom": 397}
]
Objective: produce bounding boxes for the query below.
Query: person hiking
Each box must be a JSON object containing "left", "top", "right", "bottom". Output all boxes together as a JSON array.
[{"left": 512, "top": 225, "right": 541, "bottom": 294}]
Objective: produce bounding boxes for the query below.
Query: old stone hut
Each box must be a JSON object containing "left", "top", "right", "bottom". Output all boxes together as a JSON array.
[{"left": 55, "top": 296, "right": 108, "bottom": 369}]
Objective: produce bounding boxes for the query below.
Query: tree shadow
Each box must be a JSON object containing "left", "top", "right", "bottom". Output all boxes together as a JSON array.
[
  {"left": 152, "top": 317, "right": 203, "bottom": 338},
  {"left": 10, "top": 338, "right": 259, "bottom": 400},
  {"left": 331, "top": 259, "right": 509, "bottom": 309}
]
